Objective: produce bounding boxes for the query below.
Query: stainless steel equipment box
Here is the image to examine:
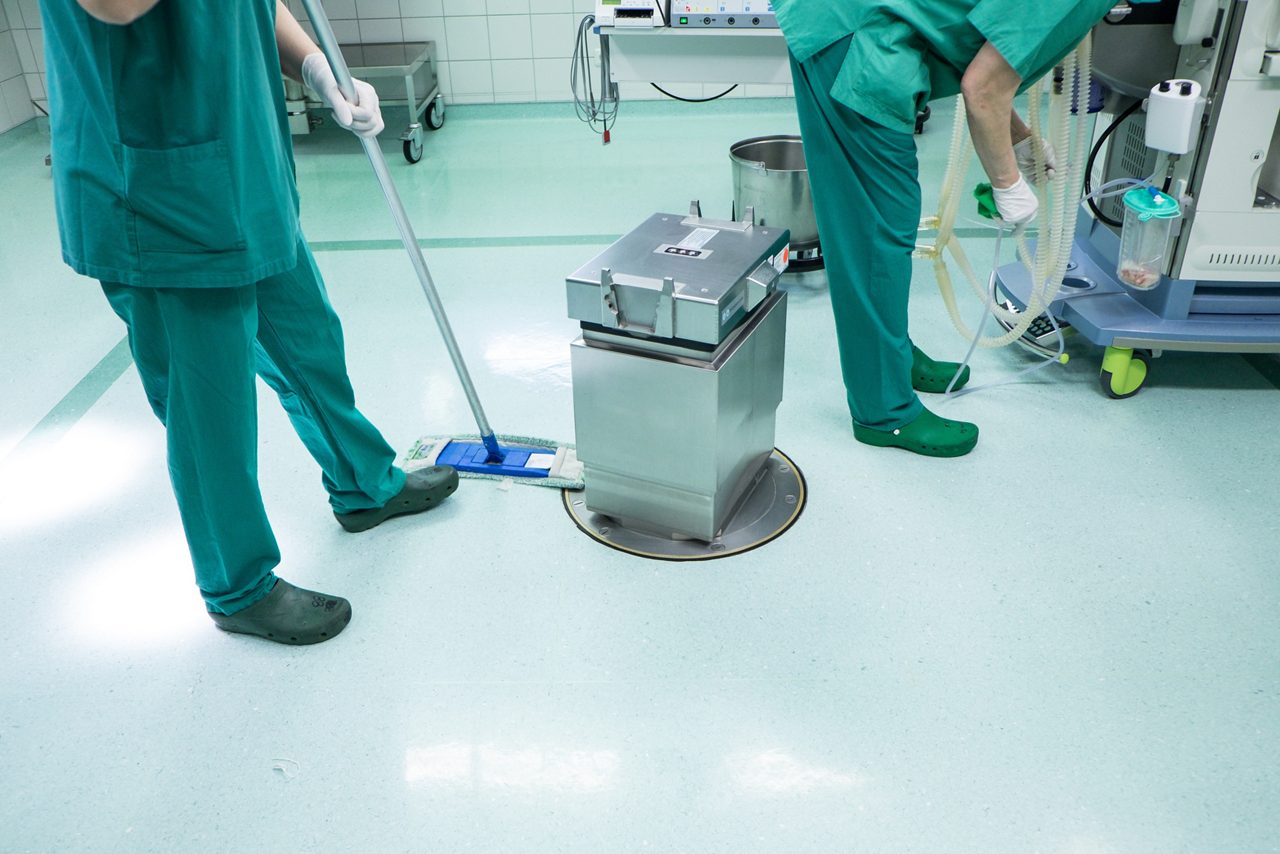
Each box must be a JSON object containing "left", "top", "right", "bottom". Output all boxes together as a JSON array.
[
  {"left": 567, "top": 212, "right": 790, "bottom": 542},
  {"left": 567, "top": 212, "right": 790, "bottom": 346}
]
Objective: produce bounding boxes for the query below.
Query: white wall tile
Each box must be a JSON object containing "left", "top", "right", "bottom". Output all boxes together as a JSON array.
[
  {"left": 444, "top": 15, "right": 489, "bottom": 60},
  {"left": 0, "top": 85, "right": 13, "bottom": 132},
  {"left": 358, "top": 17, "right": 404, "bottom": 41},
  {"left": 330, "top": 19, "right": 361, "bottom": 41},
  {"left": 487, "top": 13, "right": 530, "bottom": 59},
  {"left": 321, "top": 0, "right": 359, "bottom": 19},
  {"left": 491, "top": 58, "right": 534, "bottom": 101},
  {"left": 400, "top": 0, "right": 443, "bottom": 15},
  {"left": 402, "top": 17, "right": 449, "bottom": 60},
  {"left": 530, "top": 13, "right": 573, "bottom": 58},
  {"left": 13, "top": 25, "right": 32, "bottom": 72},
  {"left": 487, "top": 0, "right": 529, "bottom": 13},
  {"left": 0, "top": 3, "right": 9, "bottom": 33},
  {"left": 443, "top": 0, "right": 484, "bottom": 14},
  {"left": 2, "top": 0, "right": 22, "bottom": 29},
  {"left": 356, "top": 0, "right": 401, "bottom": 19},
  {"left": 445, "top": 59, "right": 494, "bottom": 103},
  {"left": 28, "top": 25, "right": 41, "bottom": 72},
  {"left": 742, "top": 83, "right": 789, "bottom": 98},
  {"left": 23, "top": 69, "right": 41, "bottom": 98},
  {"left": 1, "top": 73, "right": 32, "bottom": 123},
  {"left": 532, "top": 56, "right": 570, "bottom": 101},
  {"left": 0, "top": 29, "right": 20, "bottom": 81},
  {"left": 16, "top": 0, "right": 36, "bottom": 29},
  {"left": 530, "top": 0, "right": 572, "bottom": 12}
]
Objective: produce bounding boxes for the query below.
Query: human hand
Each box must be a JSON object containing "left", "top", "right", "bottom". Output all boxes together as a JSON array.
[
  {"left": 1014, "top": 136, "right": 1057, "bottom": 186},
  {"left": 301, "top": 52, "right": 384, "bottom": 139},
  {"left": 992, "top": 175, "right": 1039, "bottom": 229}
]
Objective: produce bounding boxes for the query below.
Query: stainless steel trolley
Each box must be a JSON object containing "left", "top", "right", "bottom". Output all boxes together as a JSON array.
[{"left": 338, "top": 41, "right": 444, "bottom": 164}]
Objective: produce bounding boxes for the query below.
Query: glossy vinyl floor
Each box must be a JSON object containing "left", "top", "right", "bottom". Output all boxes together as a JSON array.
[{"left": 2, "top": 101, "right": 1278, "bottom": 853}]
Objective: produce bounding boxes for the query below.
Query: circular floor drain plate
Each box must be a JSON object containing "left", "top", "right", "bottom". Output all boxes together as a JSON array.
[{"left": 562, "top": 449, "right": 807, "bottom": 562}]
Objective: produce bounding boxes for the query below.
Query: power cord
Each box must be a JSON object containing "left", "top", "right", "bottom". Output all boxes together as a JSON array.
[
  {"left": 650, "top": 83, "right": 739, "bottom": 103},
  {"left": 571, "top": 15, "right": 619, "bottom": 142},
  {"left": 1084, "top": 99, "right": 1143, "bottom": 228}
]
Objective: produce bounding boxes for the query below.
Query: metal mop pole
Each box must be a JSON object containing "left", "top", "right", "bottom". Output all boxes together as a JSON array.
[{"left": 297, "top": 0, "right": 504, "bottom": 463}]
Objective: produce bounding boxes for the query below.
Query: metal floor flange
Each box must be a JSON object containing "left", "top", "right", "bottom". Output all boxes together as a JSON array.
[{"left": 562, "top": 449, "right": 807, "bottom": 561}]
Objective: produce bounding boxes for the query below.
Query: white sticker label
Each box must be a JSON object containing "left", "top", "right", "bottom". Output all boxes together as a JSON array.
[
  {"left": 526, "top": 453, "right": 556, "bottom": 471},
  {"left": 678, "top": 228, "right": 719, "bottom": 251},
  {"left": 774, "top": 244, "right": 791, "bottom": 273}
]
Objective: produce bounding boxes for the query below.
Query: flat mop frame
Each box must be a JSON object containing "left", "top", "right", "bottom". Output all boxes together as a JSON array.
[{"left": 298, "top": 0, "right": 565, "bottom": 483}]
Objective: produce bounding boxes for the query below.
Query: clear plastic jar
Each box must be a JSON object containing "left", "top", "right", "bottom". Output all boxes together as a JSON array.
[{"left": 1117, "top": 188, "right": 1182, "bottom": 290}]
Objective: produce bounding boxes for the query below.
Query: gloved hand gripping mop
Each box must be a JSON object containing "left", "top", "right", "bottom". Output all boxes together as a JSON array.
[{"left": 298, "top": 0, "right": 582, "bottom": 488}]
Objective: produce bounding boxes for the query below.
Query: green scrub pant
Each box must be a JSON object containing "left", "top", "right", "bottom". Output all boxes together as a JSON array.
[
  {"left": 789, "top": 36, "right": 925, "bottom": 431},
  {"left": 101, "top": 238, "right": 405, "bottom": 615}
]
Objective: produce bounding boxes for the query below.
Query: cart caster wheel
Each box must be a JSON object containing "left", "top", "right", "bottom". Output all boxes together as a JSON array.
[
  {"left": 425, "top": 97, "right": 445, "bottom": 131},
  {"left": 1100, "top": 346, "right": 1148, "bottom": 399},
  {"left": 403, "top": 137, "right": 424, "bottom": 164}
]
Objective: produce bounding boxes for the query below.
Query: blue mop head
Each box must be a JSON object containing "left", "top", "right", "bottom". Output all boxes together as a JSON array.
[{"left": 406, "top": 434, "right": 584, "bottom": 490}]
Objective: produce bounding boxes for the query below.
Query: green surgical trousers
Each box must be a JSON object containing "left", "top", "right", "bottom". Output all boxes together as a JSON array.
[
  {"left": 789, "top": 36, "right": 925, "bottom": 431},
  {"left": 101, "top": 238, "right": 405, "bottom": 615}
]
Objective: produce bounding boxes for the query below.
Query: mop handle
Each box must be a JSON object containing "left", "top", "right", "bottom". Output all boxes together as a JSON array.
[{"left": 296, "top": 0, "right": 503, "bottom": 462}]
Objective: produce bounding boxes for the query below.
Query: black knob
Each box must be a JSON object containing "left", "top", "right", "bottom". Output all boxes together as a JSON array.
[
  {"left": 1201, "top": 37, "right": 1215, "bottom": 48},
  {"left": 703, "top": 16, "right": 711, "bottom": 24},
  {"left": 1180, "top": 81, "right": 1193, "bottom": 96},
  {"left": 1159, "top": 80, "right": 1172, "bottom": 92},
  {"left": 727, "top": 16, "right": 735, "bottom": 24},
  {"left": 752, "top": 16, "right": 760, "bottom": 24}
]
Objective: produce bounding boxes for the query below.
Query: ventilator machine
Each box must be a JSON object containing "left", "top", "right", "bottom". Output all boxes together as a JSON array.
[{"left": 928, "top": 0, "right": 1280, "bottom": 398}]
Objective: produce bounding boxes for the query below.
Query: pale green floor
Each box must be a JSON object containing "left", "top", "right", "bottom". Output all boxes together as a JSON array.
[{"left": 1, "top": 101, "right": 1278, "bottom": 853}]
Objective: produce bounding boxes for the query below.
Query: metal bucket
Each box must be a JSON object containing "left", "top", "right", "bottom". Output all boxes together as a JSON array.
[{"left": 730, "top": 136, "right": 819, "bottom": 251}]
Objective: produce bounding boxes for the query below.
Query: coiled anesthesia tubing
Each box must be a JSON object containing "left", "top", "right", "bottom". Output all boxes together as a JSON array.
[{"left": 916, "top": 36, "right": 1096, "bottom": 395}]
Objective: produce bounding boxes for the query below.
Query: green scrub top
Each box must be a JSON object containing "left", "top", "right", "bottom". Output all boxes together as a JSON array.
[
  {"left": 771, "top": 0, "right": 1116, "bottom": 133},
  {"left": 41, "top": 0, "right": 301, "bottom": 288}
]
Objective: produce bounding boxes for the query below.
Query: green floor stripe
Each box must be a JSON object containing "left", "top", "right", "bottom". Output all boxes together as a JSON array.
[
  {"left": 3, "top": 337, "right": 134, "bottom": 464},
  {"left": 309, "top": 234, "right": 623, "bottom": 253},
  {"left": 1243, "top": 354, "right": 1280, "bottom": 391},
  {"left": 309, "top": 228, "right": 1003, "bottom": 255}
]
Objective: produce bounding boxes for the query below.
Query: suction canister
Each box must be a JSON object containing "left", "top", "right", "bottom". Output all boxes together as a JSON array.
[{"left": 1117, "top": 187, "right": 1182, "bottom": 290}]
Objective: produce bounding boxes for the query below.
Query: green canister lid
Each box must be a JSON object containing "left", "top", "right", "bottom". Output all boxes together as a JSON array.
[{"left": 1123, "top": 187, "right": 1182, "bottom": 221}]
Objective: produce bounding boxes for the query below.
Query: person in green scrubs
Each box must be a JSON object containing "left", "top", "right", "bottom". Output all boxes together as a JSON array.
[
  {"left": 771, "top": 0, "right": 1114, "bottom": 457},
  {"left": 41, "top": 0, "right": 459, "bottom": 644}
]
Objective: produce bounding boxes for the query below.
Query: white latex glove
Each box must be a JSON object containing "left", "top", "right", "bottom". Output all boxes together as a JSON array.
[
  {"left": 1014, "top": 135, "right": 1057, "bottom": 186},
  {"left": 992, "top": 175, "right": 1039, "bottom": 229},
  {"left": 301, "top": 52, "right": 384, "bottom": 139}
]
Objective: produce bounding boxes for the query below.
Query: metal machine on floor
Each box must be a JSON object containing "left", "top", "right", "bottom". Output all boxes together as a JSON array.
[
  {"left": 563, "top": 203, "right": 805, "bottom": 560},
  {"left": 996, "top": 0, "right": 1280, "bottom": 398}
]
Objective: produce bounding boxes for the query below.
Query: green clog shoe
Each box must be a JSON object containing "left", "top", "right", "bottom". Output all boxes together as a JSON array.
[
  {"left": 335, "top": 465, "right": 459, "bottom": 533},
  {"left": 210, "top": 579, "right": 351, "bottom": 645},
  {"left": 912, "top": 345, "right": 970, "bottom": 393},
  {"left": 853, "top": 407, "right": 979, "bottom": 458}
]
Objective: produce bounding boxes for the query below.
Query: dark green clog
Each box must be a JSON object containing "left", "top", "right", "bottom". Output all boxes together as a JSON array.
[
  {"left": 210, "top": 579, "right": 351, "bottom": 645},
  {"left": 335, "top": 465, "right": 459, "bottom": 533},
  {"left": 912, "top": 345, "right": 970, "bottom": 394},
  {"left": 853, "top": 407, "right": 979, "bottom": 458}
]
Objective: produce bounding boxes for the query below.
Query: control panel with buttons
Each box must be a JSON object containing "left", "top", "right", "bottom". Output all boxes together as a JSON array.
[{"left": 671, "top": 0, "right": 777, "bottom": 27}]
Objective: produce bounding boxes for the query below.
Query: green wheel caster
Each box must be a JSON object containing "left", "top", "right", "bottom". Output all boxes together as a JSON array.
[{"left": 1100, "top": 346, "right": 1148, "bottom": 399}]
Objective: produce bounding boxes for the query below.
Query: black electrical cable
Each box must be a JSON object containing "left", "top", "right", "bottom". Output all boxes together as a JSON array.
[
  {"left": 1085, "top": 99, "right": 1144, "bottom": 228},
  {"left": 571, "top": 15, "right": 619, "bottom": 139},
  {"left": 650, "top": 83, "right": 740, "bottom": 103}
]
